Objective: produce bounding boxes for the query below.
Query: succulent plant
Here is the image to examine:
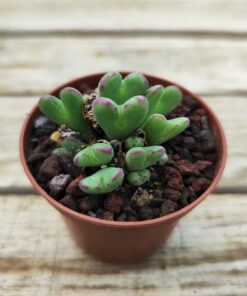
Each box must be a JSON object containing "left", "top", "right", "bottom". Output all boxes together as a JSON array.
[{"left": 39, "top": 72, "right": 190, "bottom": 195}]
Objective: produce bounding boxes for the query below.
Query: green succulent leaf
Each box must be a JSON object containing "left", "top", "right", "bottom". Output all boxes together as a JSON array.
[
  {"left": 39, "top": 96, "right": 67, "bottom": 126},
  {"left": 127, "top": 169, "right": 151, "bottom": 186},
  {"left": 62, "top": 136, "right": 85, "bottom": 154},
  {"left": 74, "top": 142, "right": 114, "bottom": 167},
  {"left": 92, "top": 96, "right": 149, "bottom": 139},
  {"left": 160, "top": 86, "right": 182, "bottom": 115},
  {"left": 98, "top": 72, "right": 122, "bottom": 102},
  {"left": 126, "top": 146, "right": 166, "bottom": 171},
  {"left": 39, "top": 87, "right": 89, "bottom": 134},
  {"left": 124, "top": 136, "right": 145, "bottom": 150},
  {"left": 98, "top": 72, "right": 149, "bottom": 104},
  {"left": 145, "top": 85, "right": 164, "bottom": 119},
  {"left": 143, "top": 85, "right": 182, "bottom": 124},
  {"left": 143, "top": 114, "right": 190, "bottom": 145},
  {"left": 52, "top": 147, "right": 71, "bottom": 156},
  {"left": 119, "top": 73, "right": 149, "bottom": 104},
  {"left": 158, "top": 154, "right": 169, "bottom": 165},
  {"left": 79, "top": 167, "right": 124, "bottom": 194}
]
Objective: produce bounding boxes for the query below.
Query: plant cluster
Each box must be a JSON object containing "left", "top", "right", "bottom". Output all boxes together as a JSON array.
[{"left": 39, "top": 72, "right": 189, "bottom": 194}]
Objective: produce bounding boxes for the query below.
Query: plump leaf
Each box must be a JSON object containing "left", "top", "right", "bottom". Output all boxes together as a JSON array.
[
  {"left": 39, "top": 96, "right": 67, "bottom": 125},
  {"left": 124, "top": 136, "right": 145, "bottom": 150},
  {"left": 92, "top": 96, "right": 148, "bottom": 139},
  {"left": 60, "top": 87, "right": 89, "bottom": 133},
  {"left": 39, "top": 87, "right": 89, "bottom": 134},
  {"left": 74, "top": 142, "right": 114, "bottom": 167},
  {"left": 98, "top": 72, "right": 122, "bottom": 102},
  {"left": 126, "top": 146, "right": 166, "bottom": 171},
  {"left": 143, "top": 85, "right": 182, "bottom": 125},
  {"left": 159, "top": 86, "right": 182, "bottom": 115},
  {"left": 127, "top": 169, "right": 151, "bottom": 186},
  {"left": 119, "top": 73, "right": 149, "bottom": 104},
  {"left": 143, "top": 114, "right": 190, "bottom": 145},
  {"left": 98, "top": 72, "right": 149, "bottom": 104},
  {"left": 79, "top": 167, "right": 124, "bottom": 194}
]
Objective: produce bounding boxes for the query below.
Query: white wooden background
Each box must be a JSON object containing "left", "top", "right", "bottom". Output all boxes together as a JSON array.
[{"left": 0, "top": 1, "right": 247, "bottom": 295}]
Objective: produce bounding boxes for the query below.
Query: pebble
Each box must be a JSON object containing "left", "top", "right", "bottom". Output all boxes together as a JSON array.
[
  {"left": 27, "top": 152, "right": 48, "bottom": 164},
  {"left": 33, "top": 139, "right": 57, "bottom": 154},
  {"left": 78, "top": 196, "right": 100, "bottom": 213},
  {"left": 33, "top": 116, "right": 59, "bottom": 137},
  {"left": 127, "top": 215, "right": 137, "bottom": 222},
  {"left": 102, "top": 211, "right": 114, "bottom": 220},
  {"left": 161, "top": 200, "right": 178, "bottom": 216},
  {"left": 183, "top": 136, "right": 196, "bottom": 149},
  {"left": 164, "top": 189, "right": 182, "bottom": 202},
  {"left": 138, "top": 207, "right": 154, "bottom": 220},
  {"left": 184, "top": 96, "right": 199, "bottom": 110},
  {"left": 201, "top": 116, "right": 210, "bottom": 130},
  {"left": 195, "top": 160, "right": 213, "bottom": 171},
  {"left": 39, "top": 155, "right": 62, "bottom": 179},
  {"left": 87, "top": 210, "right": 97, "bottom": 218},
  {"left": 49, "top": 174, "right": 71, "bottom": 197},
  {"left": 116, "top": 213, "right": 127, "bottom": 221},
  {"left": 175, "top": 159, "right": 198, "bottom": 176},
  {"left": 104, "top": 194, "right": 123, "bottom": 213},
  {"left": 66, "top": 175, "right": 85, "bottom": 197},
  {"left": 60, "top": 195, "right": 78, "bottom": 211},
  {"left": 150, "top": 198, "right": 164, "bottom": 207},
  {"left": 59, "top": 154, "right": 81, "bottom": 178}
]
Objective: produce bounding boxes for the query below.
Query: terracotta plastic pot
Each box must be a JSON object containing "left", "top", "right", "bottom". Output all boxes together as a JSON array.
[{"left": 20, "top": 72, "right": 227, "bottom": 263}]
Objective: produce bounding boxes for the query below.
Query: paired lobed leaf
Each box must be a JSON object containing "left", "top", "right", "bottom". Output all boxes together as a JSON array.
[
  {"left": 92, "top": 96, "right": 149, "bottom": 139},
  {"left": 98, "top": 72, "right": 149, "bottom": 104},
  {"left": 39, "top": 87, "right": 89, "bottom": 133},
  {"left": 144, "top": 85, "right": 182, "bottom": 123},
  {"left": 143, "top": 114, "right": 190, "bottom": 145},
  {"left": 126, "top": 146, "right": 166, "bottom": 171}
]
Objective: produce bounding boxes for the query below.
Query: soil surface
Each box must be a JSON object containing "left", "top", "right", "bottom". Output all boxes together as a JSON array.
[{"left": 27, "top": 89, "right": 218, "bottom": 221}]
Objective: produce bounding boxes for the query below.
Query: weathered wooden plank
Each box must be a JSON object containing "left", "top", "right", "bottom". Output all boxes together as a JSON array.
[
  {"left": 0, "top": 193, "right": 246, "bottom": 295},
  {"left": 0, "top": 37, "right": 247, "bottom": 95},
  {"left": 0, "top": 96, "right": 246, "bottom": 190},
  {"left": 0, "top": 0, "right": 247, "bottom": 33}
]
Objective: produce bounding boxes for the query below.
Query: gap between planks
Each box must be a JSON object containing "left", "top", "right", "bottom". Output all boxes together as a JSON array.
[
  {"left": 1, "top": 29, "right": 247, "bottom": 40},
  {"left": 2, "top": 90, "right": 247, "bottom": 98}
]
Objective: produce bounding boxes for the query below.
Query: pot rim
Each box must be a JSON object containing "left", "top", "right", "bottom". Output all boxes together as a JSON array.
[{"left": 20, "top": 72, "right": 227, "bottom": 228}]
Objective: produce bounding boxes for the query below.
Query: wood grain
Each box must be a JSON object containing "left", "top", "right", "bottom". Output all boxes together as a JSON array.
[
  {"left": 0, "top": 37, "right": 247, "bottom": 96},
  {"left": 0, "top": 0, "right": 247, "bottom": 33},
  {"left": 0, "top": 96, "right": 246, "bottom": 190},
  {"left": 0, "top": 1, "right": 246, "bottom": 294},
  {"left": 0, "top": 193, "right": 247, "bottom": 295}
]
